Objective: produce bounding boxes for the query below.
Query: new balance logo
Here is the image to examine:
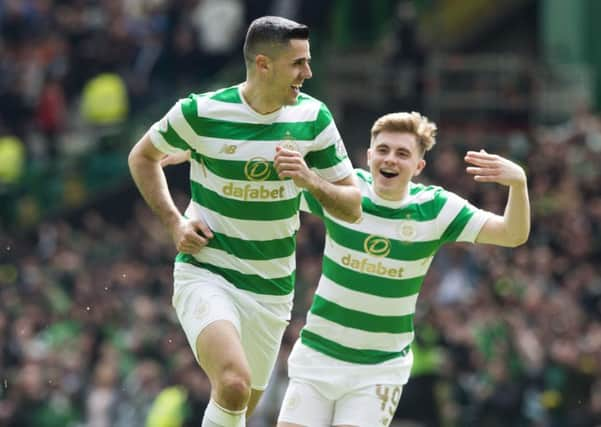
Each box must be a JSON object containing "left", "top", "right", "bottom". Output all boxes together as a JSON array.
[{"left": 220, "top": 144, "right": 237, "bottom": 154}]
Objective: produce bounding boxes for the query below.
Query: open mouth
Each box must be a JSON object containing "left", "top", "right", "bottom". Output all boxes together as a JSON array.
[
  {"left": 380, "top": 170, "right": 399, "bottom": 178},
  {"left": 291, "top": 84, "right": 302, "bottom": 92}
]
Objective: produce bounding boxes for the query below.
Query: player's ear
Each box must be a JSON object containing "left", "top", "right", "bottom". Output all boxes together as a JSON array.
[
  {"left": 256, "top": 54, "right": 271, "bottom": 73},
  {"left": 367, "top": 148, "right": 372, "bottom": 168},
  {"left": 413, "top": 159, "right": 426, "bottom": 176}
]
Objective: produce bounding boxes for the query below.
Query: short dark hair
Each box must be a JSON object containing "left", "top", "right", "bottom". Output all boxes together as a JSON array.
[{"left": 243, "top": 16, "right": 309, "bottom": 65}]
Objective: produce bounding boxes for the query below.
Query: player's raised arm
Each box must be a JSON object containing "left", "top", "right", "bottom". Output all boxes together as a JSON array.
[
  {"left": 306, "top": 172, "right": 361, "bottom": 223},
  {"left": 466, "top": 150, "right": 531, "bottom": 247},
  {"left": 274, "top": 146, "right": 362, "bottom": 223}
]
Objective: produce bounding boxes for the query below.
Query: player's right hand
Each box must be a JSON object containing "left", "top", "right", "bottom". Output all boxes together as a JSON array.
[
  {"left": 465, "top": 149, "right": 526, "bottom": 188},
  {"left": 170, "top": 218, "right": 213, "bottom": 254}
]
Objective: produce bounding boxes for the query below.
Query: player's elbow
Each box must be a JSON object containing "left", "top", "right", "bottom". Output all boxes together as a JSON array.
[
  {"left": 128, "top": 140, "right": 159, "bottom": 173},
  {"left": 329, "top": 207, "right": 361, "bottom": 224},
  {"left": 127, "top": 146, "right": 138, "bottom": 169},
  {"left": 344, "top": 188, "right": 363, "bottom": 223},
  {"left": 344, "top": 208, "right": 362, "bottom": 224},
  {"left": 506, "top": 230, "right": 530, "bottom": 247},
  {"left": 327, "top": 191, "right": 362, "bottom": 223},
  {"left": 507, "top": 237, "right": 527, "bottom": 248},
  {"left": 513, "top": 222, "right": 531, "bottom": 247},
  {"left": 127, "top": 145, "right": 145, "bottom": 176},
  {"left": 515, "top": 231, "right": 530, "bottom": 247}
]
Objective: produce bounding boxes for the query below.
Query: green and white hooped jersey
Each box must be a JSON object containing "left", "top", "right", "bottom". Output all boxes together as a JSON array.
[
  {"left": 299, "top": 169, "right": 491, "bottom": 365},
  {"left": 148, "top": 84, "right": 353, "bottom": 302}
]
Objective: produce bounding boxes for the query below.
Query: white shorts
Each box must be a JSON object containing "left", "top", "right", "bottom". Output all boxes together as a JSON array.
[
  {"left": 278, "top": 379, "right": 403, "bottom": 427},
  {"left": 287, "top": 341, "right": 412, "bottom": 400},
  {"left": 172, "top": 263, "right": 291, "bottom": 390}
]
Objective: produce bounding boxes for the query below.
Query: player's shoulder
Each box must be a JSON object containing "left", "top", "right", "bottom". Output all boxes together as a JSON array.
[
  {"left": 186, "top": 85, "right": 240, "bottom": 103},
  {"left": 352, "top": 169, "right": 374, "bottom": 197},
  {"left": 296, "top": 92, "right": 331, "bottom": 111},
  {"left": 409, "top": 181, "right": 440, "bottom": 194},
  {"left": 354, "top": 168, "right": 373, "bottom": 184},
  {"left": 409, "top": 182, "right": 460, "bottom": 207},
  {"left": 296, "top": 91, "right": 320, "bottom": 104},
  {"left": 410, "top": 182, "right": 447, "bottom": 197},
  {"left": 175, "top": 85, "right": 243, "bottom": 118},
  {"left": 207, "top": 85, "right": 243, "bottom": 103}
]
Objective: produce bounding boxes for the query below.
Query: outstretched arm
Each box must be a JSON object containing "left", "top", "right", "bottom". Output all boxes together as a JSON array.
[
  {"left": 465, "top": 150, "right": 530, "bottom": 247},
  {"left": 128, "top": 134, "right": 212, "bottom": 253},
  {"left": 274, "top": 146, "right": 362, "bottom": 223}
]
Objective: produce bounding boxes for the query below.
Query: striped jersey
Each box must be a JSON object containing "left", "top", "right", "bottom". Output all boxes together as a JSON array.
[
  {"left": 297, "top": 169, "right": 491, "bottom": 366},
  {"left": 148, "top": 84, "right": 353, "bottom": 302}
]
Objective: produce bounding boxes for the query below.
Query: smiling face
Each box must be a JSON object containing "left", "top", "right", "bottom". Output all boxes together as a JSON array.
[
  {"left": 265, "top": 39, "right": 312, "bottom": 106},
  {"left": 367, "top": 131, "right": 426, "bottom": 201}
]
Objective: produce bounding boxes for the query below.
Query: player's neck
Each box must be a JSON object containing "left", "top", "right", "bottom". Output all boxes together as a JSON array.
[
  {"left": 240, "top": 81, "right": 282, "bottom": 115},
  {"left": 372, "top": 183, "right": 409, "bottom": 203}
]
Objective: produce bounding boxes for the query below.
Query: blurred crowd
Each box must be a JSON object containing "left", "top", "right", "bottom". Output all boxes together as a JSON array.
[
  {"left": 0, "top": 0, "right": 247, "bottom": 185},
  {"left": 1, "top": 110, "right": 601, "bottom": 427},
  {"left": 0, "top": 0, "right": 343, "bottom": 184}
]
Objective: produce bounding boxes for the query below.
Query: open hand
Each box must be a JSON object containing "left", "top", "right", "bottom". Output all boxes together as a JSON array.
[{"left": 465, "top": 150, "right": 526, "bottom": 187}]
